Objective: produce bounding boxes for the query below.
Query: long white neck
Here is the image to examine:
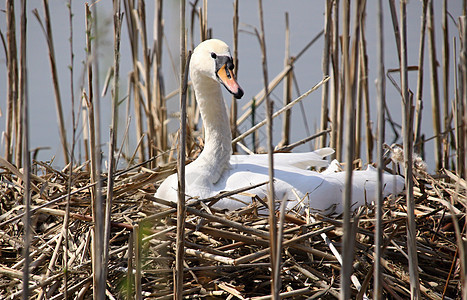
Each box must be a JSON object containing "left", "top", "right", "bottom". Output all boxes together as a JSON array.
[{"left": 190, "top": 76, "right": 232, "bottom": 183}]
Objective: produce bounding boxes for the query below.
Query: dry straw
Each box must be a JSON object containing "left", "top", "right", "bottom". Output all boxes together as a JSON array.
[{"left": 0, "top": 1, "right": 466, "bottom": 299}]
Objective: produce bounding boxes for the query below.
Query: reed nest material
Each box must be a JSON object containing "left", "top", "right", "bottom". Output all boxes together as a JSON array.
[{"left": 0, "top": 160, "right": 465, "bottom": 299}]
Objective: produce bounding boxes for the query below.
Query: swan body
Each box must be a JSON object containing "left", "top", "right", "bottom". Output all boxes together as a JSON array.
[{"left": 155, "top": 39, "right": 404, "bottom": 214}]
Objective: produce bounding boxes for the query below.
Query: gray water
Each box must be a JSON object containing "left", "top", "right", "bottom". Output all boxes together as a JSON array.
[{"left": 0, "top": 1, "right": 463, "bottom": 172}]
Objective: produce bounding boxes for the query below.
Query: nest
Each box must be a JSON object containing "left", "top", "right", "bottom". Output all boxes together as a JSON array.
[{"left": 0, "top": 158, "right": 466, "bottom": 299}]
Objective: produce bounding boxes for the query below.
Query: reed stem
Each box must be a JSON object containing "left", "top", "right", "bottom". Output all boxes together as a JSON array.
[
  {"left": 36, "top": 0, "right": 69, "bottom": 165},
  {"left": 341, "top": 0, "right": 361, "bottom": 297},
  {"left": 175, "top": 0, "right": 189, "bottom": 295},
  {"left": 231, "top": 0, "right": 239, "bottom": 152},
  {"left": 279, "top": 12, "right": 291, "bottom": 148},
  {"left": 19, "top": 1, "right": 30, "bottom": 298},
  {"left": 257, "top": 0, "right": 279, "bottom": 297},
  {"left": 103, "top": 0, "right": 122, "bottom": 289},
  {"left": 441, "top": 0, "right": 450, "bottom": 169},
  {"left": 4, "top": 0, "right": 18, "bottom": 164},
  {"left": 319, "top": 0, "right": 332, "bottom": 149},
  {"left": 124, "top": 0, "right": 145, "bottom": 164},
  {"left": 374, "top": 0, "right": 385, "bottom": 298},
  {"left": 330, "top": 0, "right": 339, "bottom": 160},
  {"left": 414, "top": 0, "right": 428, "bottom": 154},
  {"left": 153, "top": 0, "right": 165, "bottom": 163},
  {"left": 400, "top": 1, "right": 420, "bottom": 298},
  {"left": 427, "top": 0, "right": 442, "bottom": 170}
]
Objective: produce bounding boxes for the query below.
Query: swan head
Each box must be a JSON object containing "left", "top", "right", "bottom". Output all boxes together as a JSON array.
[{"left": 190, "top": 39, "right": 244, "bottom": 99}]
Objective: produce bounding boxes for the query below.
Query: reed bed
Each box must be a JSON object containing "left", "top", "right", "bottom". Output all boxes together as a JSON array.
[
  {"left": 1, "top": 0, "right": 467, "bottom": 299},
  {"left": 0, "top": 156, "right": 465, "bottom": 299}
]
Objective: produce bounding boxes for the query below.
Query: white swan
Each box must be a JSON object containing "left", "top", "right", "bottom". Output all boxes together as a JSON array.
[{"left": 155, "top": 39, "right": 404, "bottom": 214}]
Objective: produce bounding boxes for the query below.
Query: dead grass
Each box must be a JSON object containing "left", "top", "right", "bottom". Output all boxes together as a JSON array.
[{"left": 0, "top": 156, "right": 465, "bottom": 299}]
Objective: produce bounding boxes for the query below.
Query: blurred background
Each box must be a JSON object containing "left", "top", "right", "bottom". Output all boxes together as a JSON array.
[{"left": 0, "top": 1, "right": 464, "bottom": 173}]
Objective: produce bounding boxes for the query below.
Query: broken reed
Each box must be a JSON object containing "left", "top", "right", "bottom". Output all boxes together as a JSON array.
[{"left": 2, "top": 0, "right": 467, "bottom": 298}]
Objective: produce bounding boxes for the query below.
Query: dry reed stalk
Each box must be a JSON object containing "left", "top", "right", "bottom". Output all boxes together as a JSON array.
[
  {"left": 276, "top": 129, "right": 331, "bottom": 152},
  {"left": 104, "top": 0, "right": 123, "bottom": 278},
  {"left": 175, "top": 0, "right": 188, "bottom": 294},
  {"left": 124, "top": 0, "right": 146, "bottom": 164},
  {"left": 138, "top": 1, "right": 157, "bottom": 168},
  {"left": 188, "top": 0, "right": 198, "bottom": 50},
  {"left": 13, "top": 0, "right": 23, "bottom": 168},
  {"left": 126, "top": 231, "right": 134, "bottom": 298},
  {"left": 232, "top": 76, "right": 330, "bottom": 145},
  {"left": 442, "top": 0, "right": 450, "bottom": 169},
  {"left": 400, "top": 1, "right": 420, "bottom": 298},
  {"left": 134, "top": 224, "right": 142, "bottom": 300},
  {"left": 329, "top": 0, "right": 339, "bottom": 160},
  {"left": 279, "top": 12, "right": 291, "bottom": 148},
  {"left": 374, "top": 0, "right": 385, "bottom": 298},
  {"left": 453, "top": 38, "right": 465, "bottom": 181},
  {"left": 237, "top": 65, "right": 292, "bottom": 125},
  {"left": 202, "top": 0, "right": 208, "bottom": 40},
  {"left": 230, "top": 0, "right": 239, "bottom": 152},
  {"left": 1, "top": 160, "right": 461, "bottom": 298},
  {"left": 340, "top": 0, "right": 354, "bottom": 297},
  {"left": 355, "top": 43, "right": 363, "bottom": 161},
  {"left": 237, "top": 31, "right": 323, "bottom": 127},
  {"left": 81, "top": 94, "right": 90, "bottom": 169},
  {"left": 90, "top": 0, "right": 101, "bottom": 164},
  {"left": 36, "top": 223, "right": 65, "bottom": 299},
  {"left": 461, "top": 12, "right": 467, "bottom": 298},
  {"left": 427, "top": 0, "right": 442, "bottom": 170},
  {"left": 82, "top": 22, "right": 105, "bottom": 294},
  {"left": 4, "top": 0, "right": 18, "bottom": 164},
  {"left": 153, "top": 0, "right": 166, "bottom": 163},
  {"left": 82, "top": 4, "right": 104, "bottom": 299},
  {"left": 319, "top": 0, "right": 332, "bottom": 149},
  {"left": 33, "top": 0, "right": 69, "bottom": 166},
  {"left": 84, "top": 4, "right": 96, "bottom": 186},
  {"left": 388, "top": 0, "right": 401, "bottom": 62},
  {"left": 257, "top": 0, "right": 280, "bottom": 296},
  {"left": 83, "top": 2, "right": 94, "bottom": 272},
  {"left": 19, "top": 1, "right": 30, "bottom": 298},
  {"left": 357, "top": 2, "right": 372, "bottom": 163},
  {"left": 414, "top": 0, "right": 428, "bottom": 154},
  {"left": 62, "top": 1, "right": 83, "bottom": 295}
]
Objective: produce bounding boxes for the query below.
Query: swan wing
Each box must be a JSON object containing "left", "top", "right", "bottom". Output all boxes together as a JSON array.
[{"left": 230, "top": 147, "right": 334, "bottom": 169}]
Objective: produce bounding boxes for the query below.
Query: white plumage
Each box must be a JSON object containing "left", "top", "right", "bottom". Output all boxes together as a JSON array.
[{"left": 155, "top": 39, "right": 404, "bottom": 214}]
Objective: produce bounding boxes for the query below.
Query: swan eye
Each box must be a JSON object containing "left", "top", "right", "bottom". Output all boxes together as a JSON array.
[{"left": 211, "top": 52, "right": 217, "bottom": 59}]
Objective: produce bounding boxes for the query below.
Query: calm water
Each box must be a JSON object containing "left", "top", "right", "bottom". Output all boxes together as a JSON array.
[{"left": 0, "top": 1, "right": 463, "bottom": 172}]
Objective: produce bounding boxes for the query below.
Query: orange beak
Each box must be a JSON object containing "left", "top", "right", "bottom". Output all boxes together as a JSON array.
[{"left": 217, "top": 64, "right": 244, "bottom": 99}]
